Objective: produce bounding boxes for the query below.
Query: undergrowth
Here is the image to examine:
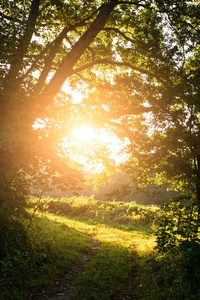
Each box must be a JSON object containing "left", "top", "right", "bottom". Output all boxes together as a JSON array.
[{"left": 32, "top": 195, "right": 158, "bottom": 228}]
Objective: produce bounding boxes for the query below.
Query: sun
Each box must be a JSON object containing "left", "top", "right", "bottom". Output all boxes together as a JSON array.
[
  {"left": 61, "top": 123, "right": 130, "bottom": 173},
  {"left": 73, "top": 125, "right": 96, "bottom": 142},
  {"left": 71, "top": 125, "right": 129, "bottom": 165}
]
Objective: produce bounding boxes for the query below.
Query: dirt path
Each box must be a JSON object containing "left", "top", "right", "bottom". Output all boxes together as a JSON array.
[
  {"left": 29, "top": 239, "right": 100, "bottom": 300},
  {"left": 28, "top": 237, "right": 139, "bottom": 300}
]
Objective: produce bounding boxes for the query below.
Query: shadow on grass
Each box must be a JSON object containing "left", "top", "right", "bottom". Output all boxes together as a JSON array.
[
  {"left": 0, "top": 213, "right": 92, "bottom": 300},
  {"left": 71, "top": 239, "right": 139, "bottom": 300}
]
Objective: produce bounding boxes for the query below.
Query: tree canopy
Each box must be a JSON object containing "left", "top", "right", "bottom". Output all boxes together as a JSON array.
[{"left": 0, "top": 0, "right": 200, "bottom": 249}]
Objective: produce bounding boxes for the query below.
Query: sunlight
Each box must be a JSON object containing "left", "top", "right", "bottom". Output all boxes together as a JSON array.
[
  {"left": 73, "top": 125, "right": 96, "bottom": 142},
  {"left": 33, "top": 80, "right": 130, "bottom": 173},
  {"left": 59, "top": 82, "right": 130, "bottom": 173},
  {"left": 62, "top": 82, "right": 83, "bottom": 103},
  {"left": 62, "top": 125, "right": 130, "bottom": 173}
]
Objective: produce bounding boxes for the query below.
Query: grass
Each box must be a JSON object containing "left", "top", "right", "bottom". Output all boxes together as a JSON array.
[
  {"left": 2, "top": 196, "right": 197, "bottom": 299},
  {"left": 0, "top": 212, "right": 92, "bottom": 300},
  {"left": 34, "top": 197, "right": 157, "bottom": 299}
]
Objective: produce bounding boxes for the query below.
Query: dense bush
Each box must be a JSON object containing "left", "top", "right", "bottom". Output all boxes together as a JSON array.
[
  {"left": 155, "top": 194, "right": 200, "bottom": 296},
  {"left": 156, "top": 194, "right": 200, "bottom": 252}
]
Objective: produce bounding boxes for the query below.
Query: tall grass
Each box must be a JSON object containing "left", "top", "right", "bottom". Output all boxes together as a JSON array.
[{"left": 35, "top": 195, "right": 158, "bottom": 229}]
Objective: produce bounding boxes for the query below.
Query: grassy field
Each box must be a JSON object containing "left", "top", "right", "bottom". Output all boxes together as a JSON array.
[{"left": 1, "top": 196, "right": 197, "bottom": 299}]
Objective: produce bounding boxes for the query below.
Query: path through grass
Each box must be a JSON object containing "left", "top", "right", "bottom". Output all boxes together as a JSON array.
[
  {"left": 44, "top": 212, "right": 155, "bottom": 299},
  {"left": 0, "top": 198, "right": 157, "bottom": 299}
]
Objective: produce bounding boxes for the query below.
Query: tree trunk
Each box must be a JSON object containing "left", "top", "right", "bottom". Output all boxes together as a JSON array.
[
  {"left": 35, "top": 2, "right": 117, "bottom": 109},
  {"left": 3, "top": 0, "right": 41, "bottom": 100},
  {"left": 195, "top": 155, "right": 200, "bottom": 234}
]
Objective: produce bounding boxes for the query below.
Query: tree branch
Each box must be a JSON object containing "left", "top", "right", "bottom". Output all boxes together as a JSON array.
[
  {"left": 25, "top": 5, "right": 103, "bottom": 93},
  {"left": 115, "top": 1, "right": 156, "bottom": 11},
  {"left": 0, "top": 12, "right": 22, "bottom": 23},
  {"left": 103, "top": 27, "right": 135, "bottom": 43},
  {"left": 3, "top": 0, "right": 41, "bottom": 96},
  {"left": 73, "top": 59, "right": 165, "bottom": 84},
  {"left": 106, "top": 120, "right": 133, "bottom": 141},
  {"left": 36, "top": 2, "right": 118, "bottom": 108}
]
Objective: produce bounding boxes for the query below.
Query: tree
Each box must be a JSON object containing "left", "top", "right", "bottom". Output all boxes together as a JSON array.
[
  {"left": 96, "top": 1, "right": 200, "bottom": 250},
  {"left": 0, "top": 0, "right": 199, "bottom": 243},
  {"left": 0, "top": 0, "right": 119, "bottom": 216},
  {"left": 51, "top": 0, "right": 200, "bottom": 249},
  {"left": 0, "top": 0, "right": 156, "bottom": 215}
]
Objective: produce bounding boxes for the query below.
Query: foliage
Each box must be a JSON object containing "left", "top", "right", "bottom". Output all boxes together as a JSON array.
[
  {"left": 137, "top": 251, "right": 200, "bottom": 300},
  {"left": 0, "top": 0, "right": 200, "bottom": 294},
  {"left": 154, "top": 193, "right": 200, "bottom": 297},
  {"left": 156, "top": 193, "right": 200, "bottom": 253},
  {"left": 0, "top": 0, "right": 199, "bottom": 213},
  {"left": 32, "top": 169, "right": 178, "bottom": 205}
]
